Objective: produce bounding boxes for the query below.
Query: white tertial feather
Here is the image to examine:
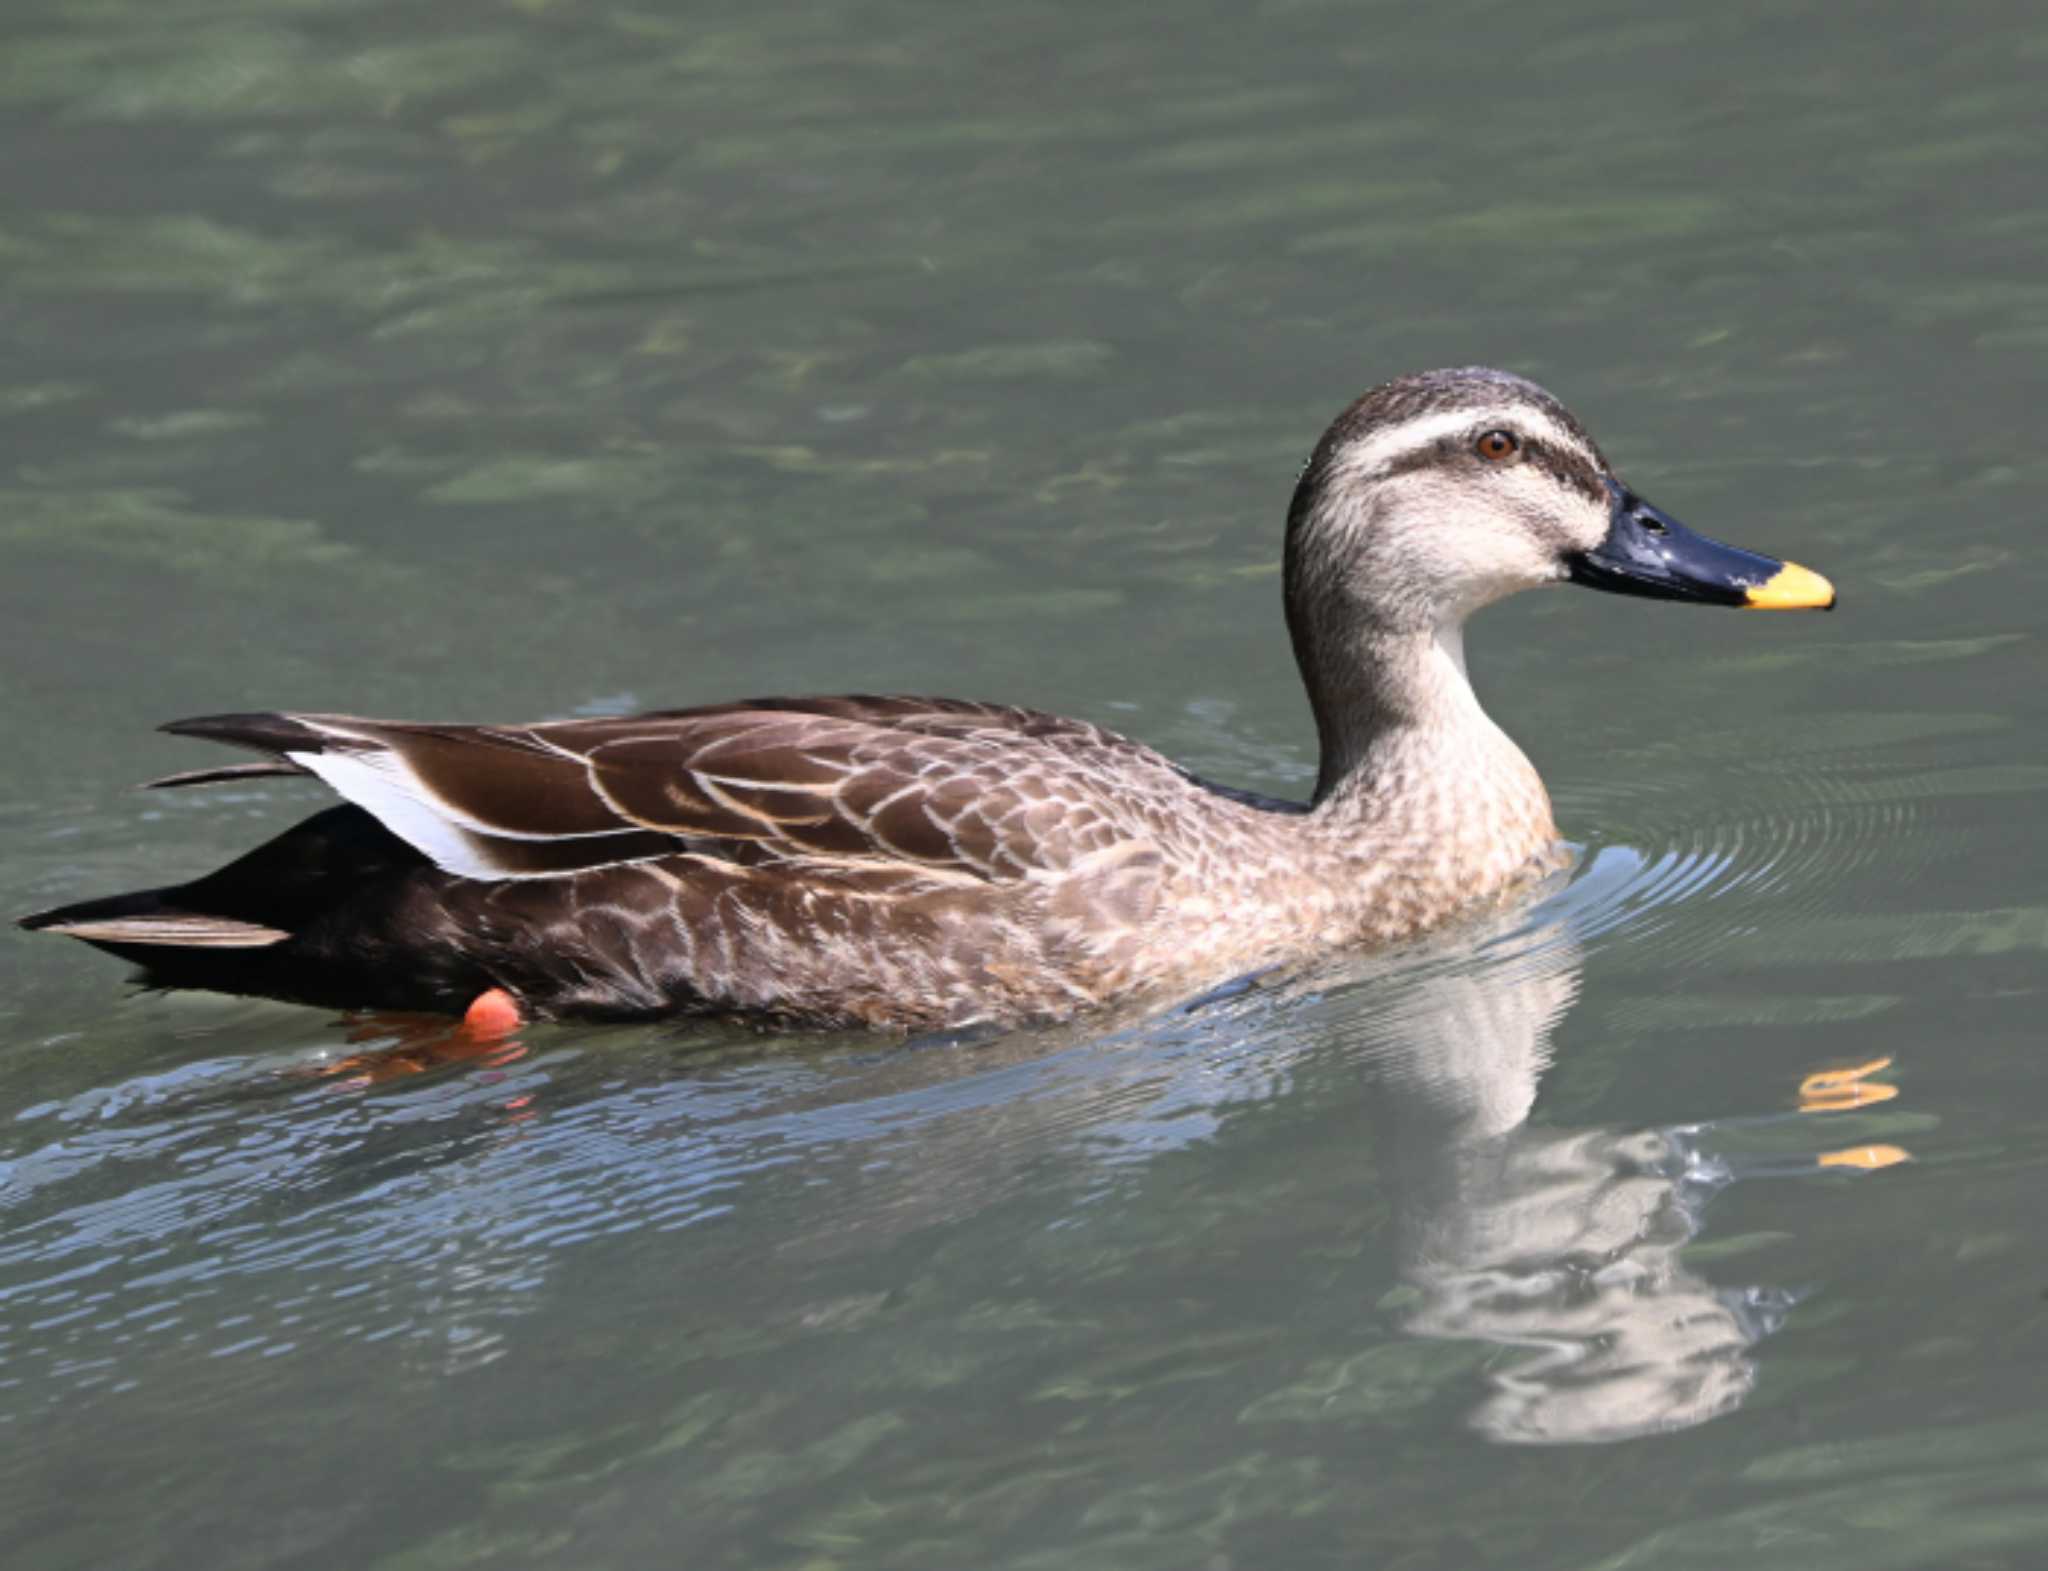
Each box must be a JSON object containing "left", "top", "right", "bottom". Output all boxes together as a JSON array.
[
  {"left": 292, "top": 747, "right": 692, "bottom": 881},
  {"left": 304, "top": 720, "right": 632, "bottom": 842},
  {"left": 291, "top": 750, "right": 509, "bottom": 879}
]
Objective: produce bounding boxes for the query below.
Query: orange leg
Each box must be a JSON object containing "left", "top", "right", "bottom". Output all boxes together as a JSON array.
[{"left": 462, "top": 987, "right": 525, "bottom": 1040}]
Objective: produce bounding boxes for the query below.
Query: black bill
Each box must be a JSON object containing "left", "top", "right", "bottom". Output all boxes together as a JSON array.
[{"left": 1568, "top": 479, "right": 1836, "bottom": 610}]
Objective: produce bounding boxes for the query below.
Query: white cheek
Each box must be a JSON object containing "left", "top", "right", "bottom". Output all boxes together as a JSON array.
[
  {"left": 1505, "top": 468, "right": 1614, "bottom": 557},
  {"left": 1379, "top": 474, "right": 1556, "bottom": 603},
  {"left": 1556, "top": 496, "right": 1613, "bottom": 555}
]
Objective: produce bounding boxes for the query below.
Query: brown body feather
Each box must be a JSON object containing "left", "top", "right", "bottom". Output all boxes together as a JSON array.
[
  {"left": 24, "top": 692, "right": 1557, "bottom": 1027},
  {"left": 20, "top": 368, "right": 1829, "bottom": 1029}
]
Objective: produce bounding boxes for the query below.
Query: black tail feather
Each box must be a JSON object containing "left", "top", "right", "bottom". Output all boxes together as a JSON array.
[
  {"left": 20, "top": 885, "right": 178, "bottom": 934},
  {"left": 20, "top": 805, "right": 490, "bottom": 1011},
  {"left": 18, "top": 884, "right": 288, "bottom": 966},
  {"left": 21, "top": 804, "right": 412, "bottom": 941},
  {"left": 160, "top": 712, "right": 331, "bottom": 757},
  {"left": 143, "top": 760, "right": 310, "bottom": 791}
]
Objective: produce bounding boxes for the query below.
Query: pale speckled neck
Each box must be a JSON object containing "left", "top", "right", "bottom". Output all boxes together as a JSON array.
[
  {"left": 1306, "top": 624, "right": 1509, "bottom": 806},
  {"left": 1301, "top": 619, "right": 1558, "bottom": 893}
]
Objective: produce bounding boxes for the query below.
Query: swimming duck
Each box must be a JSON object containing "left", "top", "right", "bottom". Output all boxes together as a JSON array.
[{"left": 20, "top": 367, "right": 1834, "bottom": 1030}]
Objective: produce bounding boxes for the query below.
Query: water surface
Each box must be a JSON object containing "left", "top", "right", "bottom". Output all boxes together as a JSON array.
[{"left": 5, "top": 1, "right": 2048, "bottom": 1566}]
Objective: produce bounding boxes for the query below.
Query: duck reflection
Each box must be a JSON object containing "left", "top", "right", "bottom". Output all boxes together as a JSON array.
[{"left": 1326, "top": 902, "right": 1900, "bottom": 1445}]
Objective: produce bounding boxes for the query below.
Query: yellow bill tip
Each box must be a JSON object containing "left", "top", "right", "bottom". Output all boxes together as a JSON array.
[{"left": 1745, "top": 561, "right": 1837, "bottom": 611}]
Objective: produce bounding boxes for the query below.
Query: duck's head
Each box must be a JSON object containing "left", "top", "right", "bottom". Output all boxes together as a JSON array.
[{"left": 1284, "top": 366, "right": 1835, "bottom": 640}]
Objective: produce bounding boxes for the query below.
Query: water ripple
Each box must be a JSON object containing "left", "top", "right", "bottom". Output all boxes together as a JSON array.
[{"left": 0, "top": 710, "right": 2004, "bottom": 1418}]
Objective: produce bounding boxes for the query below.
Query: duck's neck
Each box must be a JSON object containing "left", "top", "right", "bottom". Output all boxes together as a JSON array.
[{"left": 1301, "top": 619, "right": 1553, "bottom": 845}]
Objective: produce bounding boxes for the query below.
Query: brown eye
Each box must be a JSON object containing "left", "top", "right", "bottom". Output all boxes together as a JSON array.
[{"left": 1475, "top": 429, "right": 1520, "bottom": 463}]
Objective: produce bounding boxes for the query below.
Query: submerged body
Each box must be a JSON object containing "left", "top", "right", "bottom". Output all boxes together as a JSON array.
[{"left": 20, "top": 368, "right": 1832, "bottom": 1029}]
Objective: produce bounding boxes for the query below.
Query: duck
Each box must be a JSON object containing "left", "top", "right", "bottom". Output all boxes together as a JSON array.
[{"left": 19, "top": 367, "right": 1835, "bottom": 1031}]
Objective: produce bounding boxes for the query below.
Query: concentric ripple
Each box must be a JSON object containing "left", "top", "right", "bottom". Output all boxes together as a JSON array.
[{"left": 1541, "top": 707, "right": 2005, "bottom": 971}]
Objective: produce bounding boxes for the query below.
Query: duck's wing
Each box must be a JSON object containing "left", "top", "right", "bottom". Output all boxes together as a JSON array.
[{"left": 154, "top": 698, "right": 1156, "bottom": 883}]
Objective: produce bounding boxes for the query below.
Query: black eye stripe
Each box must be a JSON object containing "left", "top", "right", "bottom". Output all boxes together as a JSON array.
[
  {"left": 1355, "top": 426, "right": 1610, "bottom": 499},
  {"left": 1283, "top": 371, "right": 1618, "bottom": 544},
  {"left": 1520, "top": 437, "right": 1609, "bottom": 503}
]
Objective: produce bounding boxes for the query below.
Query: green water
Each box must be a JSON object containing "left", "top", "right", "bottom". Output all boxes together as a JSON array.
[{"left": 5, "top": 0, "right": 2048, "bottom": 1565}]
